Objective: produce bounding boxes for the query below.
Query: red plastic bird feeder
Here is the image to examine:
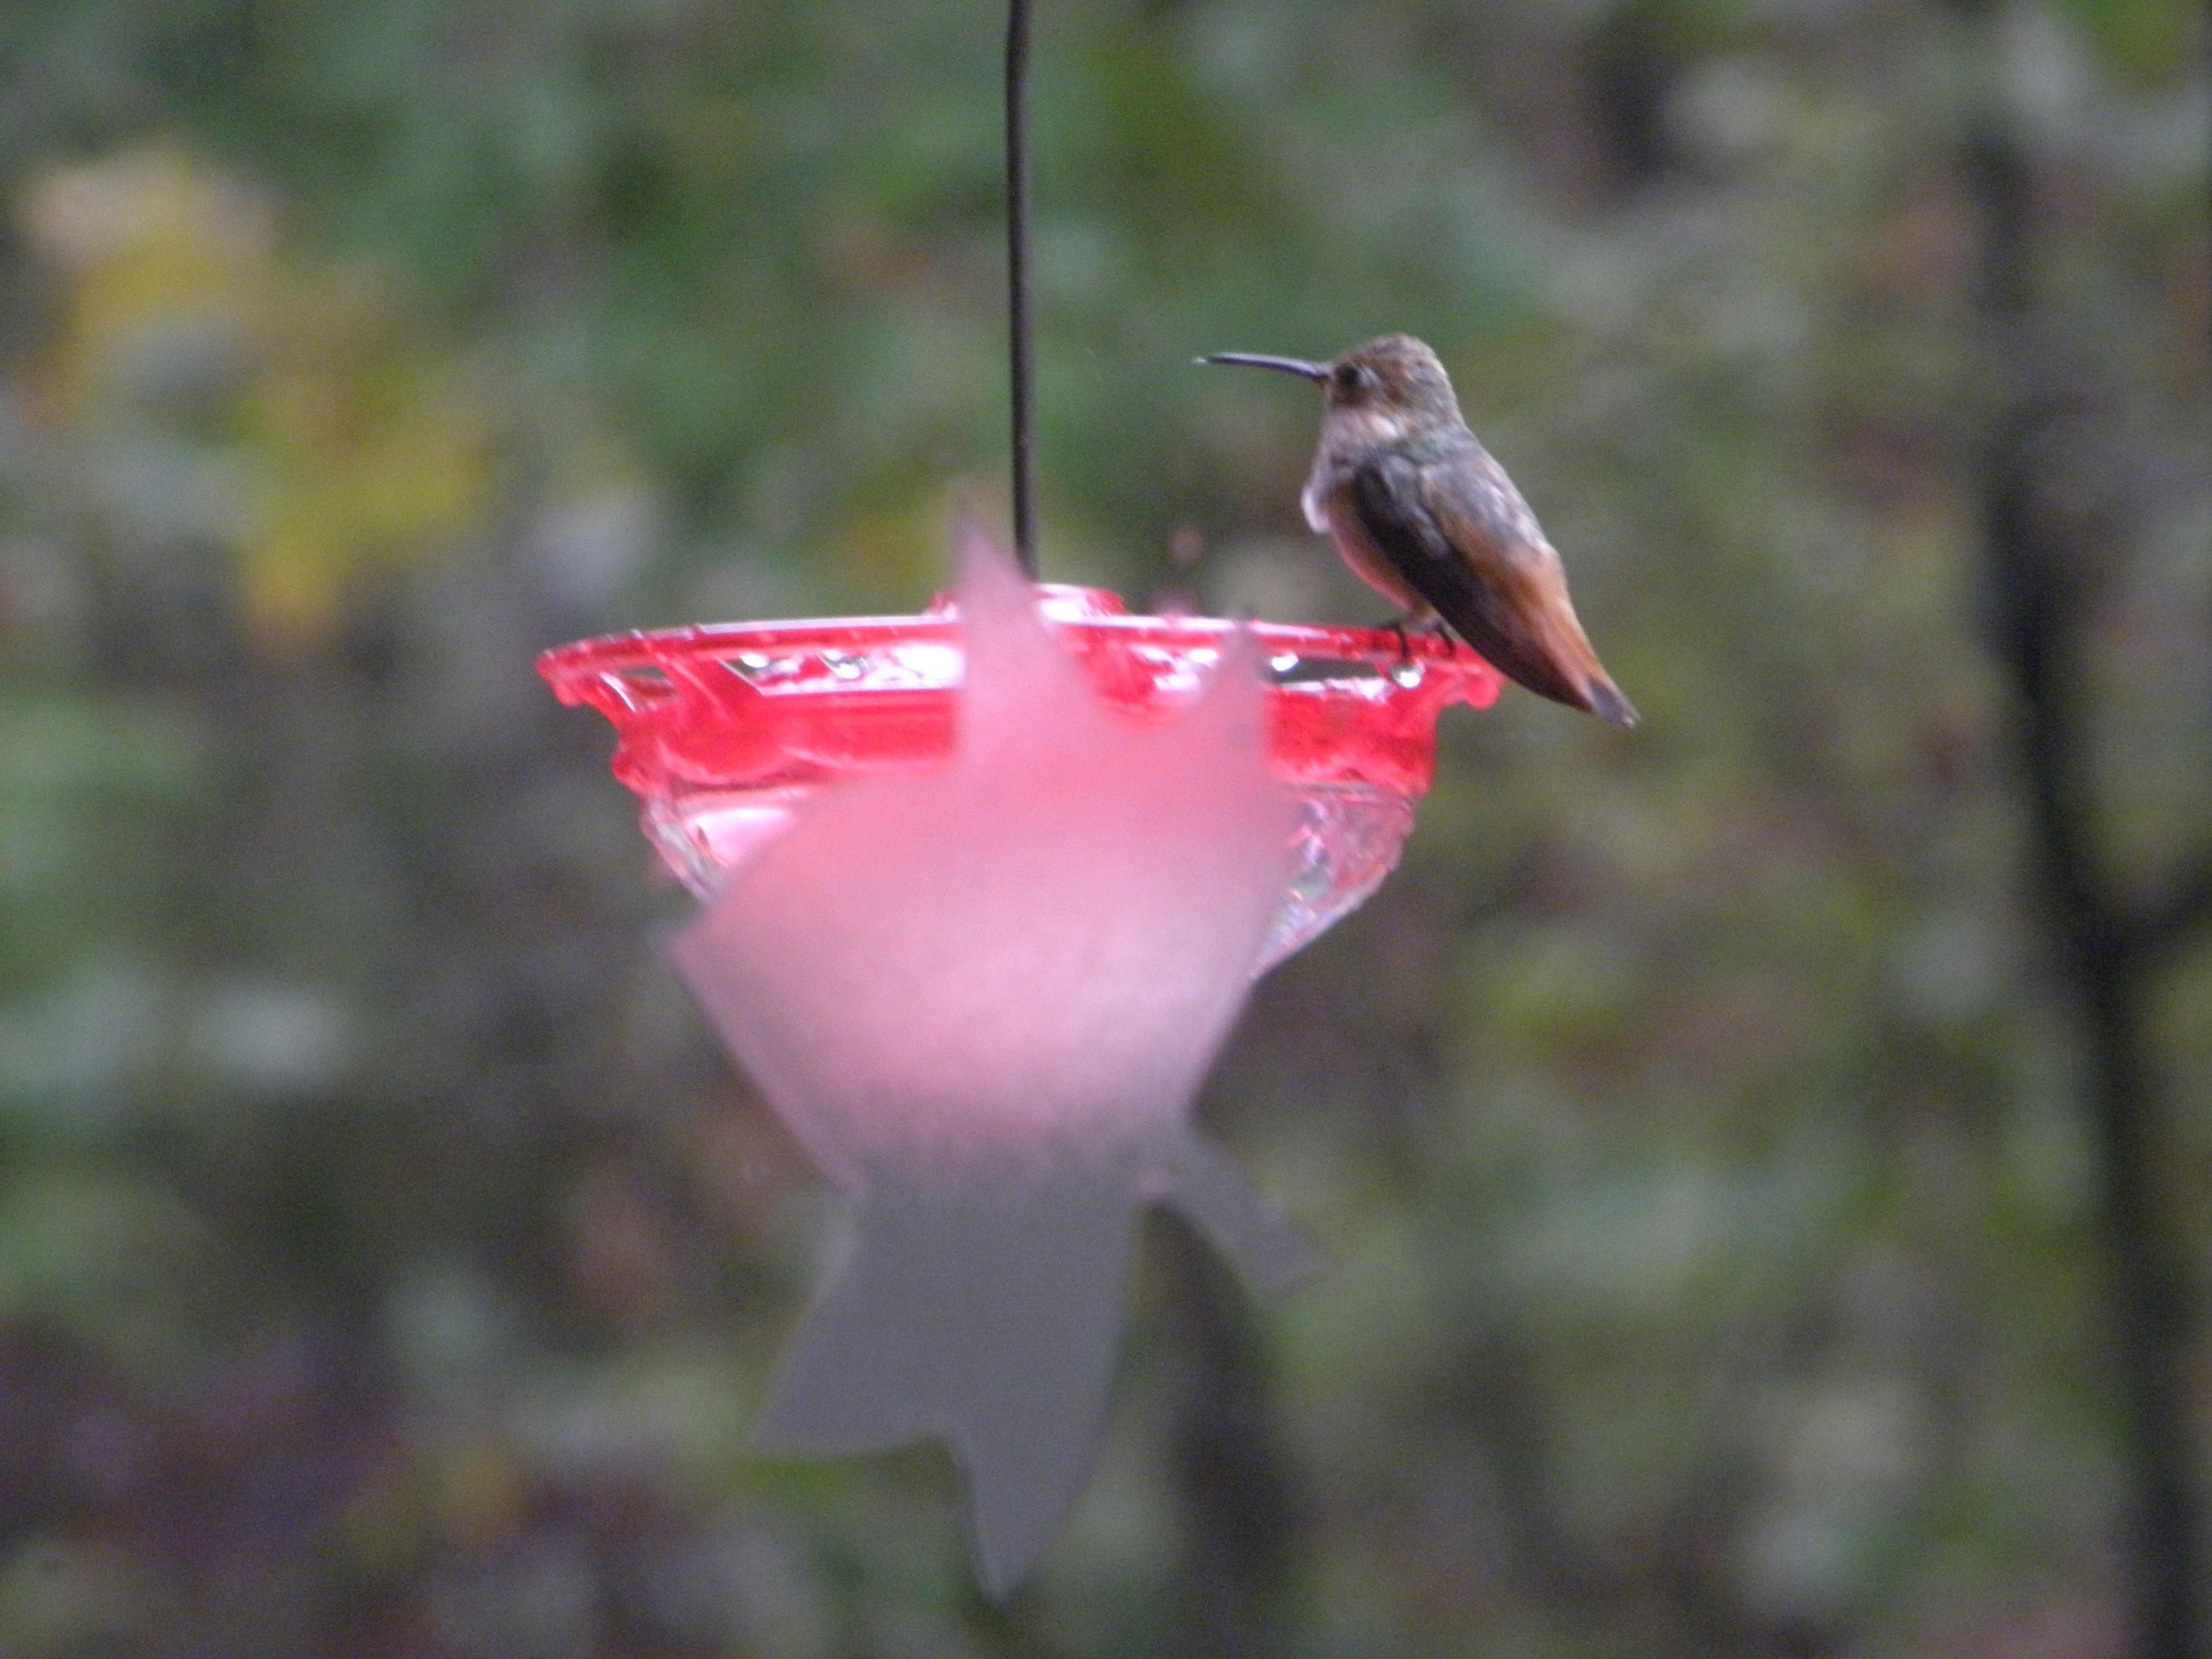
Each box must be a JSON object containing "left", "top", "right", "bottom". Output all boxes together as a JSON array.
[
  {"left": 538, "top": 522, "right": 1507, "bottom": 1593},
  {"left": 540, "top": 582, "right": 1500, "bottom": 970}
]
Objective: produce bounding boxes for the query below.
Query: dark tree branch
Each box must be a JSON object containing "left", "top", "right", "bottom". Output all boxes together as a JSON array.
[
  {"left": 1156, "top": 1215, "right": 1297, "bottom": 1659},
  {"left": 1965, "top": 106, "right": 2204, "bottom": 1659},
  {"left": 2128, "top": 854, "right": 2212, "bottom": 966}
]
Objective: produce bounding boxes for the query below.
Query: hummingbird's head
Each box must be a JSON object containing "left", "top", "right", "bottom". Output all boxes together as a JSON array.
[
  {"left": 1320, "top": 335, "right": 1459, "bottom": 422},
  {"left": 1201, "top": 333, "right": 1461, "bottom": 427}
]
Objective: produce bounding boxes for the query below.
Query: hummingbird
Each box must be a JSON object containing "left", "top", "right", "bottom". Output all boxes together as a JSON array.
[{"left": 1202, "top": 333, "right": 1638, "bottom": 729}]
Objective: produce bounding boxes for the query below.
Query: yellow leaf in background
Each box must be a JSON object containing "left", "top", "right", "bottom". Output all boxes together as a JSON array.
[
  {"left": 19, "top": 148, "right": 271, "bottom": 429},
  {"left": 19, "top": 146, "right": 488, "bottom": 655},
  {"left": 238, "top": 517, "right": 348, "bottom": 650},
  {"left": 243, "top": 275, "right": 489, "bottom": 651}
]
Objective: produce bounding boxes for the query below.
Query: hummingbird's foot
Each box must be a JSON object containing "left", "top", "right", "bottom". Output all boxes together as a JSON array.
[{"left": 1386, "top": 620, "right": 1412, "bottom": 664}]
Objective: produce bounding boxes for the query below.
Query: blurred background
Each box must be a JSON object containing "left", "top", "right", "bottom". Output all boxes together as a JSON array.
[{"left": 0, "top": 0, "right": 2205, "bottom": 1655}]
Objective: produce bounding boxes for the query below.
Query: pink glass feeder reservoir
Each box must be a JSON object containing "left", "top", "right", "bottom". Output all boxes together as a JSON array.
[{"left": 539, "top": 585, "right": 1501, "bottom": 970}]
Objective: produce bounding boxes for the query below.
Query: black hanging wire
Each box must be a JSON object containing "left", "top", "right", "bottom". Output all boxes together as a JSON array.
[{"left": 1006, "top": 0, "right": 1038, "bottom": 577}]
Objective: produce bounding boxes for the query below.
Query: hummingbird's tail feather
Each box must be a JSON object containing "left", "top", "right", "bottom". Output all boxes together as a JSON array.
[{"left": 1583, "top": 675, "right": 1639, "bottom": 731}]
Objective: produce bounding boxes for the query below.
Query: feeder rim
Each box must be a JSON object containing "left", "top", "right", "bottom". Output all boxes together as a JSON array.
[{"left": 537, "top": 597, "right": 1497, "bottom": 690}]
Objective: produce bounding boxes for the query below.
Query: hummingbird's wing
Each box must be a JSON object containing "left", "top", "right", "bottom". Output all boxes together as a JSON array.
[{"left": 1346, "top": 447, "right": 1638, "bottom": 729}]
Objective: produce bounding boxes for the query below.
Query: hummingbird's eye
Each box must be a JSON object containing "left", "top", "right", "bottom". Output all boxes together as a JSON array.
[{"left": 1333, "top": 362, "right": 1370, "bottom": 393}]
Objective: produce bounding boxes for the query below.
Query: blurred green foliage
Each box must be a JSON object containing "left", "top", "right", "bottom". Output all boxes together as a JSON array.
[{"left": 0, "top": 1, "right": 2205, "bottom": 1656}]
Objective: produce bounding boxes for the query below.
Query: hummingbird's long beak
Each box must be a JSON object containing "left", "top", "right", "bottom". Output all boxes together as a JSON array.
[{"left": 1199, "top": 353, "right": 1329, "bottom": 381}]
